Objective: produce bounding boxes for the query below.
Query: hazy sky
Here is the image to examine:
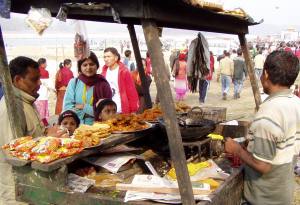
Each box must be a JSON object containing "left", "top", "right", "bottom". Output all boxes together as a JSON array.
[{"left": 224, "top": 0, "right": 299, "bottom": 25}]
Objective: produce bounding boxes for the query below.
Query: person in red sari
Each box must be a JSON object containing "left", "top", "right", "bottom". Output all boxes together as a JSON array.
[{"left": 55, "top": 59, "right": 74, "bottom": 114}]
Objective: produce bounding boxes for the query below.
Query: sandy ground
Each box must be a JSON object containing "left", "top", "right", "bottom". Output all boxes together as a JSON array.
[{"left": 48, "top": 73, "right": 300, "bottom": 204}]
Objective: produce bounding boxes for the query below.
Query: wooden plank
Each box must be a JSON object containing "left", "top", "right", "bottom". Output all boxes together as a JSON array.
[
  {"left": 0, "top": 26, "right": 24, "bottom": 139},
  {"left": 116, "top": 183, "right": 212, "bottom": 195},
  {"left": 127, "top": 24, "right": 152, "bottom": 110},
  {"left": 16, "top": 184, "right": 164, "bottom": 205},
  {"left": 142, "top": 19, "right": 195, "bottom": 205},
  {"left": 238, "top": 34, "right": 261, "bottom": 110},
  {"left": 31, "top": 133, "right": 146, "bottom": 172}
]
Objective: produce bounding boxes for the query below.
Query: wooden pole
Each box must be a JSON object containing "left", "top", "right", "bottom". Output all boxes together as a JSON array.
[
  {"left": 238, "top": 34, "right": 261, "bottom": 110},
  {"left": 142, "top": 20, "right": 195, "bottom": 205},
  {"left": 127, "top": 24, "right": 152, "bottom": 110},
  {"left": 0, "top": 26, "right": 23, "bottom": 139}
]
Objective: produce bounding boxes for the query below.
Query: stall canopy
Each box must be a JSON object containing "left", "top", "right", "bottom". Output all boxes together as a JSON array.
[
  {"left": 1, "top": 1, "right": 261, "bottom": 205},
  {"left": 10, "top": 0, "right": 258, "bottom": 34}
]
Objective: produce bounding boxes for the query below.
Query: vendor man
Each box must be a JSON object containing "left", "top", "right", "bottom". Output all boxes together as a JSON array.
[
  {"left": 0, "top": 56, "right": 67, "bottom": 204},
  {"left": 225, "top": 51, "right": 300, "bottom": 205}
]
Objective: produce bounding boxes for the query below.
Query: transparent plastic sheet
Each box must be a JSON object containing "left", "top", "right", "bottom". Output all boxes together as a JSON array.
[
  {"left": 25, "top": 7, "right": 53, "bottom": 35},
  {"left": 74, "top": 20, "right": 90, "bottom": 60},
  {"left": 0, "top": 0, "right": 10, "bottom": 18},
  {"left": 56, "top": 6, "right": 68, "bottom": 22}
]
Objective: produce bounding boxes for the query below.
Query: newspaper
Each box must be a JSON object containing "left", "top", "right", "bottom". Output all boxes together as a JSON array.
[
  {"left": 84, "top": 154, "right": 137, "bottom": 173},
  {"left": 67, "top": 173, "right": 95, "bottom": 193},
  {"left": 124, "top": 175, "right": 211, "bottom": 204}
]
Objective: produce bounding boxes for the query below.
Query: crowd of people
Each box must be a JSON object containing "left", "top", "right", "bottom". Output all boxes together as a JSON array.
[{"left": 0, "top": 41, "right": 300, "bottom": 205}]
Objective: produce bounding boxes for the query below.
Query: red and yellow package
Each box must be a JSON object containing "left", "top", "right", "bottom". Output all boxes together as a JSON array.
[
  {"left": 56, "top": 147, "right": 84, "bottom": 158},
  {"left": 15, "top": 140, "right": 37, "bottom": 153},
  {"left": 2, "top": 136, "right": 33, "bottom": 150},
  {"left": 33, "top": 152, "right": 60, "bottom": 163},
  {"left": 10, "top": 151, "right": 32, "bottom": 161},
  {"left": 31, "top": 137, "right": 60, "bottom": 154},
  {"left": 60, "top": 138, "right": 83, "bottom": 149}
]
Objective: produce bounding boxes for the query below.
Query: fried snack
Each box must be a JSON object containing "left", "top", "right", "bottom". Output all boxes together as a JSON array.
[
  {"left": 73, "top": 124, "right": 111, "bottom": 148},
  {"left": 31, "top": 137, "right": 60, "bottom": 154},
  {"left": 2, "top": 136, "right": 33, "bottom": 150},
  {"left": 60, "top": 138, "right": 83, "bottom": 149},
  {"left": 138, "top": 107, "right": 163, "bottom": 121},
  {"left": 14, "top": 140, "right": 37, "bottom": 153},
  {"left": 175, "top": 102, "right": 191, "bottom": 113},
  {"left": 105, "top": 113, "right": 150, "bottom": 132}
]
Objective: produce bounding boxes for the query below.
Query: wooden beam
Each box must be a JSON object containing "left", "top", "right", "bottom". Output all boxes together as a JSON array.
[
  {"left": 238, "top": 34, "right": 261, "bottom": 110},
  {"left": 127, "top": 24, "right": 152, "bottom": 110},
  {"left": 0, "top": 26, "right": 23, "bottom": 139},
  {"left": 142, "top": 19, "right": 195, "bottom": 205}
]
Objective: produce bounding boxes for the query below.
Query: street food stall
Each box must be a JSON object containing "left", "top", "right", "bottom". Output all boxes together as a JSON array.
[{"left": 0, "top": 0, "right": 261, "bottom": 204}]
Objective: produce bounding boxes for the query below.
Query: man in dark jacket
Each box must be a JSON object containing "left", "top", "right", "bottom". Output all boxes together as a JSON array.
[{"left": 233, "top": 49, "right": 247, "bottom": 99}]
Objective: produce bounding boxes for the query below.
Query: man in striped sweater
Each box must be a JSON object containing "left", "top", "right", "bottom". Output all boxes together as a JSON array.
[{"left": 225, "top": 50, "right": 300, "bottom": 205}]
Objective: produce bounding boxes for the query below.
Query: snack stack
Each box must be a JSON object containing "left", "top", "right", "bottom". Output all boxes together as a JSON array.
[
  {"left": 2, "top": 136, "right": 84, "bottom": 163},
  {"left": 73, "top": 124, "right": 111, "bottom": 148}
]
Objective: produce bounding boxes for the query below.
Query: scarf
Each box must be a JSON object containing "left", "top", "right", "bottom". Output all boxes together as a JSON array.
[{"left": 78, "top": 74, "right": 112, "bottom": 107}]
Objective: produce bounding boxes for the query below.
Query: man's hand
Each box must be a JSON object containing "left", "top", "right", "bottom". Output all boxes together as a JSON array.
[
  {"left": 225, "top": 137, "right": 272, "bottom": 174},
  {"left": 224, "top": 137, "right": 242, "bottom": 155},
  {"left": 75, "top": 104, "right": 84, "bottom": 110},
  {"left": 46, "top": 125, "right": 69, "bottom": 138}
]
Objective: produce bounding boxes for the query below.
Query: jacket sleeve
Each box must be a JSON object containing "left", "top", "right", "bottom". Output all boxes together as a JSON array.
[
  {"left": 63, "top": 78, "right": 76, "bottom": 111},
  {"left": 124, "top": 71, "right": 139, "bottom": 112}
]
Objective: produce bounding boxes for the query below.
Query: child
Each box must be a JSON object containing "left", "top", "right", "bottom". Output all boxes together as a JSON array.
[
  {"left": 94, "top": 99, "right": 117, "bottom": 122},
  {"left": 58, "top": 110, "right": 80, "bottom": 136}
]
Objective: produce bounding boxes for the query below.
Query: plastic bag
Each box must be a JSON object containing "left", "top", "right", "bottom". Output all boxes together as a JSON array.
[
  {"left": 31, "top": 137, "right": 60, "bottom": 154},
  {"left": 2, "top": 136, "right": 33, "bottom": 150},
  {"left": 60, "top": 138, "right": 83, "bottom": 149},
  {"left": 14, "top": 140, "right": 37, "bottom": 152},
  {"left": 25, "top": 7, "right": 53, "bottom": 35},
  {"left": 74, "top": 21, "right": 90, "bottom": 60},
  {"left": 34, "top": 152, "right": 60, "bottom": 163}
]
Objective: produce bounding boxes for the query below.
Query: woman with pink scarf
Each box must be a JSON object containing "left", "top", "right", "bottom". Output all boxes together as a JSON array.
[{"left": 172, "top": 50, "right": 188, "bottom": 101}]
